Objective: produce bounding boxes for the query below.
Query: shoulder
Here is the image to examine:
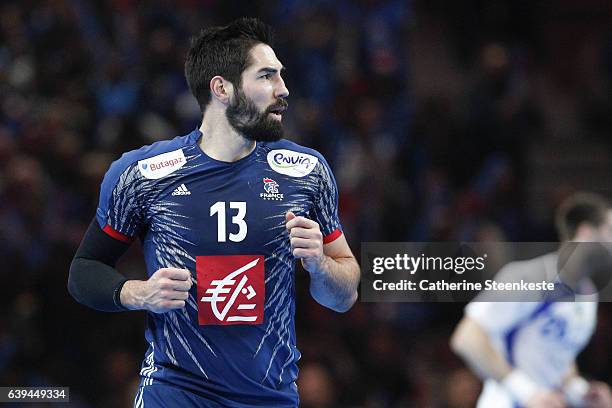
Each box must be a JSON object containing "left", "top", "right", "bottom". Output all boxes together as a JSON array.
[
  {"left": 496, "top": 252, "right": 554, "bottom": 283},
  {"left": 261, "top": 139, "right": 323, "bottom": 157},
  {"left": 260, "top": 139, "right": 333, "bottom": 177},
  {"left": 105, "top": 130, "right": 200, "bottom": 182}
]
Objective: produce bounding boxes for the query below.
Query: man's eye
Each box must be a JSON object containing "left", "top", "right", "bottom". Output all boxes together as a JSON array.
[{"left": 261, "top": 73, "right": 272, "bottom": 79}]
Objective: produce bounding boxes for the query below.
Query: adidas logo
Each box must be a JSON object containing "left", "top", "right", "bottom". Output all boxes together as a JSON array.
[{"left": 172, "top": 183, "right": 191, "bottom": 196}]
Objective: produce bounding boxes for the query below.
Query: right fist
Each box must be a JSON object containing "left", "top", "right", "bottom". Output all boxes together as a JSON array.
[{"left": 139, "top": 268, "right": 193, "bottom": 313}]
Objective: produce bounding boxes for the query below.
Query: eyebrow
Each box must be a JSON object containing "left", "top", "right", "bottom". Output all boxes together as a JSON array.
[{"left": 257, "top": 66, "right": 286, "bottom": 75}]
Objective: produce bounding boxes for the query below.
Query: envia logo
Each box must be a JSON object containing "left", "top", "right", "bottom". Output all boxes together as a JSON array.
[
  {"left": 138, "top": 148, "right": 186, "bottom": 179},
  {"left": 260, "top": 178, "right": 283, "bottom": 200},
  {"left": 266, "top": 149, "right": 318, "bottom": 177}
]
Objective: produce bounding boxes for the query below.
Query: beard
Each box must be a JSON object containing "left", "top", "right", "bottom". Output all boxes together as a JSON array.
[{"left": 225, "top": 88, "right": 287, "bottom": 142}]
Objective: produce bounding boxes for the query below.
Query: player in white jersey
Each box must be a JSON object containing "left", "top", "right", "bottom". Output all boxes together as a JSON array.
[{"left": 451, "top": 193, "right": 612, "bottom": 408}]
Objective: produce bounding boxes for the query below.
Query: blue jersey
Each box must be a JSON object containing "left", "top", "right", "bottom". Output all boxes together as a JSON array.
[{"left": 96, "top": 129, "right": 342, "bottom": 407}]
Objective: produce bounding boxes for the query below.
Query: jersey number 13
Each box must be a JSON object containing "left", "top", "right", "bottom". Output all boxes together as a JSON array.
[{"left": 210, "top": 201, "right": 247, "bottom": 242}]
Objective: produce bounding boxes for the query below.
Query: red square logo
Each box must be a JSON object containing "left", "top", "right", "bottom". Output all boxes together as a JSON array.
[{"left": 196, "top": 255, "right": 265, "bottom": 325}]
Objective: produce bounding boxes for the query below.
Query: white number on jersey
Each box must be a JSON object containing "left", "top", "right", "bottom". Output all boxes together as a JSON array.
[{"left": 210, "top": 201, "right": 247, "bottom": 242}]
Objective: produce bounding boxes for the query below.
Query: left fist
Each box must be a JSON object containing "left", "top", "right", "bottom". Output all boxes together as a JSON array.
[{"left": 285, "top": 211, "right": 325, "bottom": 274}]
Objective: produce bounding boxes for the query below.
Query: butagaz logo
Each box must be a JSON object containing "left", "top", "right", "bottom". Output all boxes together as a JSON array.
[
  {"left": 196, "top": 255, "right": 265, "bottom": 325},
  {"left": 260, "top": 178, "right": 283, "bottom": 201},
  {"left": 138, "top": 149, "right": 186, "bottom": 179},
  {"left": 266, "top": 149, "right": 318, "bottom": 177}
]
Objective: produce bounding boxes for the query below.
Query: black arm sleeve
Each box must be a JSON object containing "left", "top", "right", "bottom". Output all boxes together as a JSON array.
[{"left": 68, "top": 218, "right": 132, "bottom": 312}]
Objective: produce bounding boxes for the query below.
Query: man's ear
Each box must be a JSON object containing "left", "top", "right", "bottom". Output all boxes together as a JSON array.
[{"left": 210, "top": 76, "right": 234, "bottom": 104}]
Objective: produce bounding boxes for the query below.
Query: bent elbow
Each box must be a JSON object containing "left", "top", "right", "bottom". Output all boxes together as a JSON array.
[
  {"left": 450, "top": 323, "right": 468, "bottom": 356},
  {"left": 450, "top": 318, "right": 483, "bottom": 359},
  {"left": 333, "top": 291, "right": 358, "bottom": 313},
  {"left": 67, "top": 258, "right": 83, "bottom": 304},
  {"left": 449, "top": 330, "right": 462, "bottom": 355}
]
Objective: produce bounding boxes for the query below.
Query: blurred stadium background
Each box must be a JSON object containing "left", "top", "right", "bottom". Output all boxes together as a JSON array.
[{"left": 1, "top": 0, "right": 612, "bottom": 406}]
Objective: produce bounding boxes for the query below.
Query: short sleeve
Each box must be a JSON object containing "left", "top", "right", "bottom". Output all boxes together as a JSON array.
[
  {"left": 466, "top": 261, "right": 544, "bottom": 333},
  {"left": 465, "top": 301, "right": 540, "bottom": 335},
  {"left": 310, "top": 156, "right": 343, "bottom": 244},
  {"left": 95, "top": 158, "right": 145, "bottom": 243}
]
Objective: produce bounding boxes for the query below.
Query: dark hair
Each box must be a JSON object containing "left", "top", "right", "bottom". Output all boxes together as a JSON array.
[
  {"left": 555, "top": 192, "right": 610, "bottom": 241},
  {"left": 185, "top": 17, "right": 273, "bottom": 112}
]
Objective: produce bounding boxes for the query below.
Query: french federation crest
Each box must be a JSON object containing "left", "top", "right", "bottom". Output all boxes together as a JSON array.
[
  {"left": 260, "top": 178, "right": 284, "bottom": 200},
  {"left": 263, "top": 178, "right": 279, "bottom": 193}
]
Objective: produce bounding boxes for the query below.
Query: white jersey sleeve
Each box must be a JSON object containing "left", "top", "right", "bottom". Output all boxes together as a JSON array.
[
  {"left": 466, "top": 260, "right": 545, "bottom": 334},
  {"left": 466, "top": 301, "right": 541, "bottom": 335}
]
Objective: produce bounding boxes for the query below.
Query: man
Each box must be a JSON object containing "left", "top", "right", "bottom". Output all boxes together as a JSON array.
[
  {"left": 68, "top": 18, "right": 360, "bottom": 407},
  {"left": 451, "top": 193, "right": 612, "bottom": 408}
]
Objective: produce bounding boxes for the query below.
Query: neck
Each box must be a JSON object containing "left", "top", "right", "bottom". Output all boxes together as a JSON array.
[{"left": 198, "top": 107, "right": 256, "bottom": 162}]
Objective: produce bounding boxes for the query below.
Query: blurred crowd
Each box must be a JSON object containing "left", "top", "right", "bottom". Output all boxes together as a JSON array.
[{"left": 1, "top": 0, "right": 612, "bottom": 407}]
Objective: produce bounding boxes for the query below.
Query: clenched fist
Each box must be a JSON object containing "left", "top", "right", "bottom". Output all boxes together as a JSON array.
[
  {"left": 120, "top": 268, "right": 193, "bottom": 313},
  {"left": 285, "top": 211, "right": 325, "bottom": 274}
]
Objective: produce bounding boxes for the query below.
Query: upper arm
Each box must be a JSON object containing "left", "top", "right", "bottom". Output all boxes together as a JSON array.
[
  {"left": 313, "top": 157, "right": 358, "bottom": 269},
  {"left": 96, "top": 157, "right": 146, "bottom": 243},
  {"left": 310, "top": 156, "right": 343, "bottom": 244},
  {"left": 74, "top": 217, "right": 132, "bottom": 265}
]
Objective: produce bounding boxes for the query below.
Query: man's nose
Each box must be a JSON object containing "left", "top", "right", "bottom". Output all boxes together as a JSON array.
[{"left": 275, "top": 76, "right": 289, "bottom": 99}]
